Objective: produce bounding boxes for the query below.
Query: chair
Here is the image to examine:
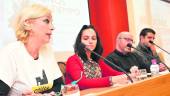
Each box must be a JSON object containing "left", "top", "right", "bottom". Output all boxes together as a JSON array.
[{"left": 57, "top": 61, "right": 66, "bottom": 82}]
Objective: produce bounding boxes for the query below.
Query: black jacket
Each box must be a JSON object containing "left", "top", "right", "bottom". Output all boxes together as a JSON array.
[
  {"left": 105, "top": 49, "right": 150, "bottom": 72},
  {"left": 135, "top": 44, "right": 161, "bottom": 69}
]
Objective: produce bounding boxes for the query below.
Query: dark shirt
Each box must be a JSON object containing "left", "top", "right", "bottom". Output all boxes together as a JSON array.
[
  {"left": 135, "top": 43, "right": 161, "bottom": 69},
  {"left": 105, "top": 49, "right": 149, "bottom": 72}
]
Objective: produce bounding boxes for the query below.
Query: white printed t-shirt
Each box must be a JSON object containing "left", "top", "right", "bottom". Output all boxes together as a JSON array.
[{"left": 0, "top": 41, "right": 62, "bottom": 95}]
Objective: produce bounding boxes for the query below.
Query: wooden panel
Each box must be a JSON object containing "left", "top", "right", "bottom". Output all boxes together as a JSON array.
[{"left": 81, "top": 73, "right": 170, "bottom": 96}]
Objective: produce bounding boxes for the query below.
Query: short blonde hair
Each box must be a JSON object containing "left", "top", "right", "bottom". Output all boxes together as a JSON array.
[{"left": 11, "top": 4, "right": 51, "bottom": 43}]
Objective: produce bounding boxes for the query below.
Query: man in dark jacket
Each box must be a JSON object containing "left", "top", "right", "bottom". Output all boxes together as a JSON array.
[
  {"left": 105, "top": 32, "right": 150, "bottom": 73},
  {"left": 135, "top": 28, "right": 166, "bottom": 72}
]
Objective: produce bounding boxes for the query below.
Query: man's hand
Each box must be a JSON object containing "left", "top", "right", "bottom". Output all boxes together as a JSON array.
[
  {"left": 149, "top": 45, "right": 157, "bottom": 56},
  {"left": 159, "top": 63, "right": 167, "bottom": 72},
  {"left": 130, "top": 66, "right": 140, "bottom": 78}
]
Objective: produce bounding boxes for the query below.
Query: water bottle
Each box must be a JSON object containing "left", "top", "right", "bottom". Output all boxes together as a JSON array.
[{"left": 150, "top": 59, "right": 159, "bottom": 76}]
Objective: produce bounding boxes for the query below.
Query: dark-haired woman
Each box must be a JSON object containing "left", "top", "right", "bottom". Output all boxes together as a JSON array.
[{"left": 65, "top": 25, "right": 129, "bottom": 90}]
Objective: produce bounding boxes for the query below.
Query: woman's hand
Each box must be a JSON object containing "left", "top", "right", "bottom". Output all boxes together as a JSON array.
[
  {"left": 111, "top": 74, "right": 129, "bottom": 86},
  {"left": 46, "top": 91, "right": 56, "bottom": 96},
  {"left": 22, "top": 90, "right": 32, "bottom": 96},
  {"left": 22, "top": 90, "right": 56, "bottom": 96}
]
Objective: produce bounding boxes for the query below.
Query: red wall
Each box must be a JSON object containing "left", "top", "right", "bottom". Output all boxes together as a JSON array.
[{"left": 88, "top": 0, "right": 129, "bottom": 56}]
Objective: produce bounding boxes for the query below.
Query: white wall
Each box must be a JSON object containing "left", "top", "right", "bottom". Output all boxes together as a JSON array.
[
  {"left": 151, "top": 0, "right": 170, "bottom": 65},
  {"left": 0, "top": 0, "right": 90, "bottom": 52},
  {"left": 127, "top": 0, "right": 170, "bottom": 65}
]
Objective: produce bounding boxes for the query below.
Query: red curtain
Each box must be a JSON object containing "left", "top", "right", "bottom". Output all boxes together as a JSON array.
[{"left": 88, "top": 0, "right": 129, "bottom": 56}]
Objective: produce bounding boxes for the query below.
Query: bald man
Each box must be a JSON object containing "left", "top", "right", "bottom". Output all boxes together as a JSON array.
[{"left": 104, "top": 32, "right": 150, "bottom": 73}]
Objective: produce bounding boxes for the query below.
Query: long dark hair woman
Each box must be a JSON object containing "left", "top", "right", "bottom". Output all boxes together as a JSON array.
[{"left": 65, "top": 25, "right": 129, "bottom": 90}]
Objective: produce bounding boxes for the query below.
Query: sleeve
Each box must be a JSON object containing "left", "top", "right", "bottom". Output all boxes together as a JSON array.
[
  {"left": 0, "top": 80, "right": 10, "bottom": 95},
  {"left": 0, "top": 49, "right": 16, "bottom": 88},
  {"left": 134, "top": 53, "right": 150, "bottom": 72},
  {"left": 99, "top": 61, "right": 123, "bottom": 77},
  {"left": 0, "top": 49, "right": 17, "bottom": 94},
  {"left": 104, "top": 54, "right": 115, "bottom": 67},
  {"left": 104, "top": 54, "right": 122, "bottom": 72},
  {"left": 104, "top": 53, "right": 119, "bottom": 69},
  {"left": 66, "top": 56, "right": 111, "bottom": 89}
]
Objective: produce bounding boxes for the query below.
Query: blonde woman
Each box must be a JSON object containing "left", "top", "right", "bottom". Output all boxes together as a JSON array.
[{"left": 0, "top": 4, "right": 63, "bottom": 96}]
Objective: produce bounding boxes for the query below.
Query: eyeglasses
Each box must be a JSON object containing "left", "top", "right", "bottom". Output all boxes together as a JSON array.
[{"left": 119, "top": 37, "right": 135, "bottom": 43}]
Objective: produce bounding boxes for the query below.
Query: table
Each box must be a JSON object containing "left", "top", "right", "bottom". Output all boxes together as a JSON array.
[{"left": 81, "top": 72, "right": 170, "bottom": 96}]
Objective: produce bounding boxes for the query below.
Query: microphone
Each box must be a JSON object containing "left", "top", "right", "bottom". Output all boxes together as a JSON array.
[
  {"left": 127, "top": 43, "right": 152, "bottom": 58},
  {"left": 127, "top": 43, "right": 133, "bottom": 48},
  {"left": 149, "top": 41, "right": 170, "bottom": 55},
  {"left": 80, "top": 43, "right": 133, "bottom": 83},
  {"left": 127, "top": 43, "right": 170, "bottom": 72}
]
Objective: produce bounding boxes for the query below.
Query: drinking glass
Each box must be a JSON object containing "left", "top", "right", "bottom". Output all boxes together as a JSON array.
[
  {"left": 137, "top": 69, "right": 148, "bottom": 80},
  {"left": 61, "top": 84, "right": 80, "bottom": 96}
]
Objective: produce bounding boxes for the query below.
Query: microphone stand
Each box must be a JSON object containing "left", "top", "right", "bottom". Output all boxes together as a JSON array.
[
  {"left": 150, "top": 41, "right": 170, "bottom": 55},
  {"left": 85, "top": 48, "right": 133, "bottom": 83},
  {"left": 127, "top": 44, "right": 170, "bottom": 72}
]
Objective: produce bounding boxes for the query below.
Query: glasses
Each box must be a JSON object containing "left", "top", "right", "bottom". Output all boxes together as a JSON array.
[
  {"left": 61, "top": 84, "right": 80, "bottom": 96},
  {"left": 119, "top": 37, "right": 135, "bottom": 43}
]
